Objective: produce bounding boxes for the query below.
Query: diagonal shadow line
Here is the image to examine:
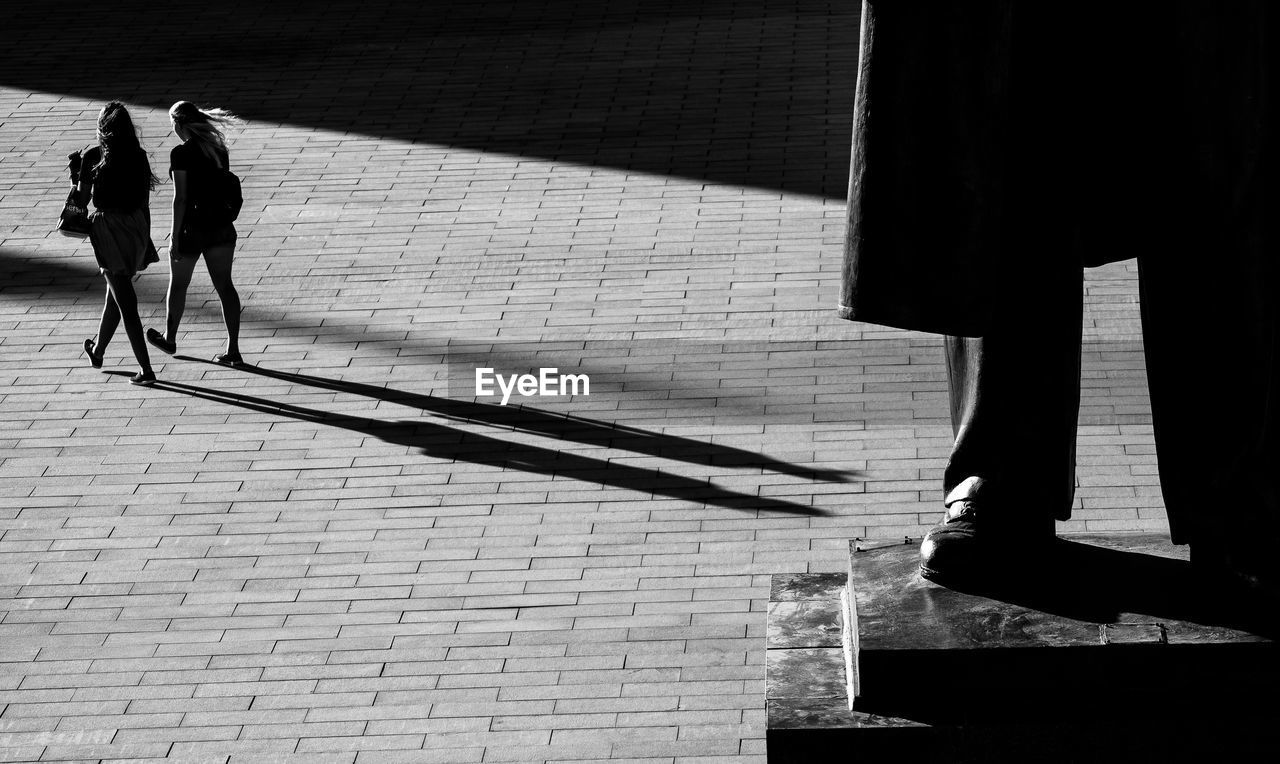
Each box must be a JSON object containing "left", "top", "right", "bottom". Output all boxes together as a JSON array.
[
  {"left": 178, "top": 356, "right": 860, "bottom": 483},
  {"left": 3, "top": 0, "right": 857, "bottom": 199},
  {"left": 149, "top": 377, "right": 829, "bottom": 516}
]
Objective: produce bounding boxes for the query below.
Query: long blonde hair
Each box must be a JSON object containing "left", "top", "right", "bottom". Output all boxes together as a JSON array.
[{"left": 169, "top": 101, "right": 241, "bottom": 168}]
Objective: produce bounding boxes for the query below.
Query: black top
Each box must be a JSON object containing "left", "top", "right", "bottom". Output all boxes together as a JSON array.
[
  {"left": 78, "top": 145, "right": 151, "bottom": 212},
  {"left": 170, "top": 142, "right": 230, "bottom": 218},
  {"left": 170, "top": 142, "right": 229, "bottom": 177}
]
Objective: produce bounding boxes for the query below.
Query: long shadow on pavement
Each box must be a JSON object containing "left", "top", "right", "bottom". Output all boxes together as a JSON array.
[
  {"left": 147, "top": 375, "right": 830, "bottom": 516},
  {"left": 179, "top": 357, "right": 860, "bottom": 482}
]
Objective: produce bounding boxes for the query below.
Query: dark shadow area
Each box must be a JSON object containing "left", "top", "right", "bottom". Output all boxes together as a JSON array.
[
  {"left": 178, "top": 356, "right": 860, "bottom": 482},
  {"left": 0, "top": 247, "right": 102, "bottom": 298},
  {"left": 943, "top": 537, "right": 1277, "bottom": 635},
  {"left": 0, "top": 0, "right": 857, "bottom": 198},
  {"left": 848, "top": 535, "right": 1278, "bottom": 728},
  {"left": 768, "top": 712, "right": 1280, "bottom": 764},
  {"left": 148, "top": 376, "right": 828, "bottom": 515},
  {"left": 772, "top": 543, "right": 1280, "bottom": 762}
]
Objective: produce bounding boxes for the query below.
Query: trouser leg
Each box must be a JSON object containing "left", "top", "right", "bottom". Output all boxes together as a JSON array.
[
  {"left": 942, "top": 266, "right": 1083, "bottom": 532},
  {"left": 1141, "top": 4, "right": 1280, "bottom": 551},
  {"left": 939, "top": 2, "right": 1090, "bottom": 532},
  {"left": 1140, "top": 253, "right": 1280, "bottom": 548}
]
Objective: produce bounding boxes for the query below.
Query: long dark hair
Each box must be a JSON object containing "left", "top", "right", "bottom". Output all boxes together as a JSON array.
[{"left": 93, "top": 101, "right": 159, "bottom": 190}]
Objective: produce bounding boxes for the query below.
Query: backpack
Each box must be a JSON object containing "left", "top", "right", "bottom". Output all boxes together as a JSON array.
[{"left": 193, "top": 168, "right": 243, "bottom": 225}]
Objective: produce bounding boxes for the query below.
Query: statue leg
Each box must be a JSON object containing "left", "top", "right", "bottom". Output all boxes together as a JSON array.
[
  {"left": 921, "top": 259, "right": 1083, "bottom": 585},
  {"left": 1138, "top": 5, "right": 1280, "bottom": 602},
  {"left": 1141, "top": 251, "right": 1279, "bottom": 583}
]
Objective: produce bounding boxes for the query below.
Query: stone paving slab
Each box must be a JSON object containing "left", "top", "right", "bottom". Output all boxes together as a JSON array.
[{"left": 0, "top": 1, "right": 1165, "bottom": 761}]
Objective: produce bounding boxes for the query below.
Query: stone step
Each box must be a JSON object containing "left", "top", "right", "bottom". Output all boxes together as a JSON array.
[{"left": 766, "top": 534, "right": 1280, "bottom": 761}]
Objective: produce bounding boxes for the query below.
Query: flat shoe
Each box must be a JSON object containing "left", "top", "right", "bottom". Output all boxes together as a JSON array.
[
  {"left": 146, "top": 328, "right": 176, "bottom": 355},
  {"left": 83, "top": 338, "right": 103, "bottom": 369},
  {"left": 212, "top": 352, "right": 243, "bottom": 367},
  {"left": 130, "top": 371, "right": 156, "bottom": 386}
]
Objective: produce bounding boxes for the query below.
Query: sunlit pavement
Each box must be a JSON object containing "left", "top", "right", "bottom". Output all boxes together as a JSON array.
[{"left": 0, "top": 2, "right": 1164, "bottom": 761}]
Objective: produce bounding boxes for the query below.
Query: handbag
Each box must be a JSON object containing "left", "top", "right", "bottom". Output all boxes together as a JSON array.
[{"left": 57, "top": 190, "right": 93, "bottom": 237}]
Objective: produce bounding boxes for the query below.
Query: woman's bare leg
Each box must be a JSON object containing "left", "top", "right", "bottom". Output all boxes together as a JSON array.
[
  {"left": 94, "top": 281, "right": 121, "bottom": 358},
  {"left": 164, "top": 254, "right": 199, "bottom": 344},
  {"left": 203, "top": 243, "right": 240, "bottom": 357},
  {"left": 103, "top": 271, "right": 152, "bottom": 374}
]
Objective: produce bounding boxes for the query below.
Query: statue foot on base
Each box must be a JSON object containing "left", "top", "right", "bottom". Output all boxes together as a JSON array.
[{"left": 919, "top": 495, "right": 1054, "bottom": 588}]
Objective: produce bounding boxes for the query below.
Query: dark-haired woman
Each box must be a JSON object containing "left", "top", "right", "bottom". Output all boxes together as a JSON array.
[
  {"left": 75, "top": 101, "right": 161, "bottom": 386},
  {"left": 146, "top": 100, "right": 244, "bottom": 366}
]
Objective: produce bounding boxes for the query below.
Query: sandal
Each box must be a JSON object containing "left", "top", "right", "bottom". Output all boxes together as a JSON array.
[
  {"left": 212, "top": 352, "right": 244, "bottom": 367},
  {"left": 83, "top": 338, "right": 103, "bottom": 369},
  {"left": 130, "top": 371, "right": 156, "bottom": 387},
  {"left": 146, "top": 328, "right": 176, "bottom": 355}
]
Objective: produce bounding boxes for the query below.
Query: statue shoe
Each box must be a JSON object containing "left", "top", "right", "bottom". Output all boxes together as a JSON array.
[
  {"left": 919, "top": 497, "right": 987, "bottom": 586},
  {"left": 918, "top": 490, "right": 1055, "bottom": 588}
]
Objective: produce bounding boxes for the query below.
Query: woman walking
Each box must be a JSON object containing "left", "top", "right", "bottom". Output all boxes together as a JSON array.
[
  {"left": 76, "top": 101, "right": 161, "bottom": 386},
  {"left": 146, "top": 101, "right": 243, "bottom": 366}
]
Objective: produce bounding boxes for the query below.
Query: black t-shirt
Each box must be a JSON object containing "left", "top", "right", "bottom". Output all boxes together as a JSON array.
[
  {"left": 170, "top": 142, "right": 229, "bottom": 185},
  {"left": 79, "top": 145, "right": 151, "bottom": 212},
  {"left": 170, "top": 142, "right": 231, "bottom": 217}
]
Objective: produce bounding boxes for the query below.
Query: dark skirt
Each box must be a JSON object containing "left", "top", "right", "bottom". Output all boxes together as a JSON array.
[{"left": 89, "top": 207, "right": 159, "bottom": 276}]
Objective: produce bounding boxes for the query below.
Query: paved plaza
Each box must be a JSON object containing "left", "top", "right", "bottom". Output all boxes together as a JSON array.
[{"left": 2, "top": 1, "right": 1166, "bottom": 761}]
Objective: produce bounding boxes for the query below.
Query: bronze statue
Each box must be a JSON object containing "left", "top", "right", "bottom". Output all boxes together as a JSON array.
[{"left": 839, "top": 3, "right": 1278, "bottom": 597}]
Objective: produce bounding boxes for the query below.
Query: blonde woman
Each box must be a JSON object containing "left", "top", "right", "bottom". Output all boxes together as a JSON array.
[{"left": 146, "top": 101, "right": 244, "bottom": 366}]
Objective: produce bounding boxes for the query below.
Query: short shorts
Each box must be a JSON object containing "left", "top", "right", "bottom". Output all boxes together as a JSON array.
[{"left": 175, "top": 221, "right": 237, "bottom": 259}]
